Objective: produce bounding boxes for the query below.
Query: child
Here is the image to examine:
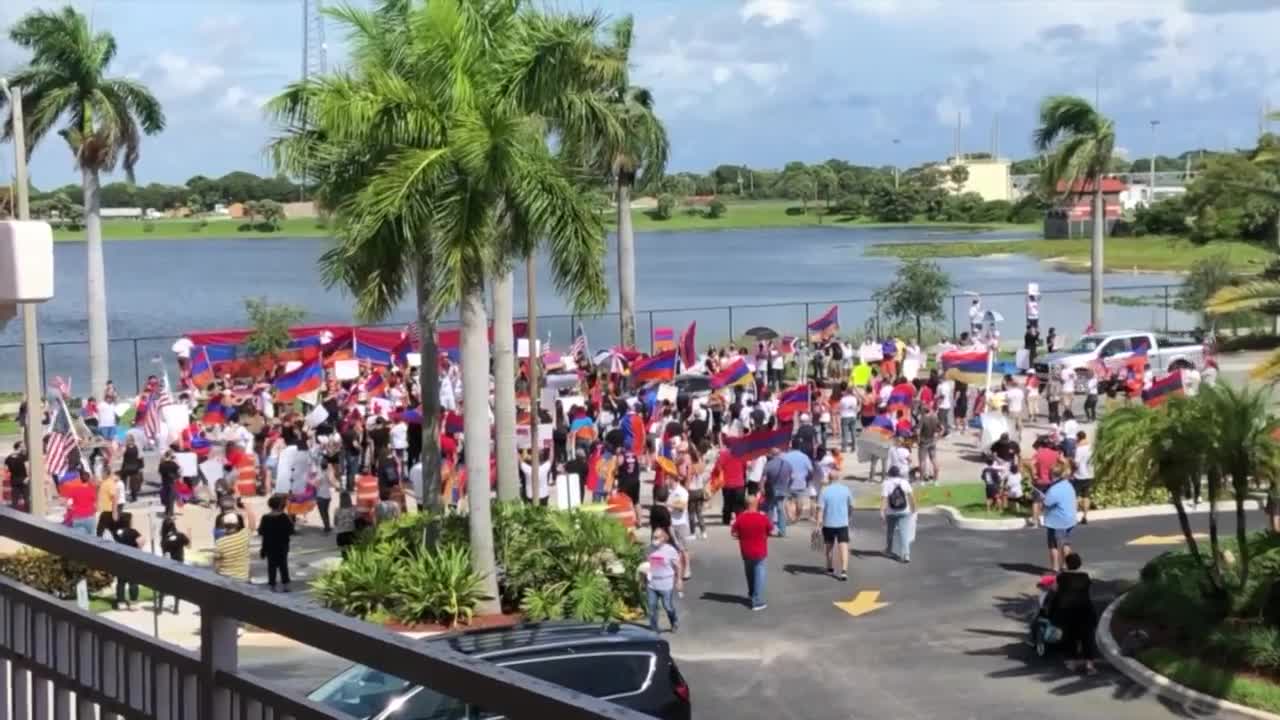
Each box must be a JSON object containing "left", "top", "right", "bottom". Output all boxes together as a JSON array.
[
  {"left": 158, "top": 516, "right": 190, "bottom": 614},
  {"left": 1005, "top": 459, "right": 1025, "bottom": 510},
  {"left": 981, "top": 457, "right": 1004, "bottom": 513},
  {"left": 645, "top": 526, "right": 681, "bottom": 633},
  {"left": 333, "top": 491, "right": 358, "bottom": 556}
]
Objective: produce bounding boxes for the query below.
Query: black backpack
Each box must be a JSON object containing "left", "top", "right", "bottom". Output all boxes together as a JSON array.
[{"left": 888, "top": 484, "right": 908, "bottom": 511}]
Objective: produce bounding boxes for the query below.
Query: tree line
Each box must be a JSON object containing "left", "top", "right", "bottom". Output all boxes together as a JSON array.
[{"left": 28, "top": 170, "right": 304, "bottom": 215}]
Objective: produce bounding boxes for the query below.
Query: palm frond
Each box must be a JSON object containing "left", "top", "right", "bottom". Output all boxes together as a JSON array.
[
  {"left": 1206, "top": 280, "right": 1280, "bottom": 315},
  {"left": 1249, "top": 350, "right": 1280, "bottom": 382}
]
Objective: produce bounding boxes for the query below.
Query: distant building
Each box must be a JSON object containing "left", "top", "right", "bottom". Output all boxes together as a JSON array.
[
  {"left": 1044, "top": 178, "right": 1127, "bottom": 239},
  {"left": 942, "top": 157, "right": 1013, "bottom": 202},
  {"left": 227, "top": 202, "right": 246, "bottom": 219},
  {"left": 1120, "top": 185, "right": 1186, "bottom": 212},
  {"left": 100, "top": 207, "right": 143, "bottom": 219},
  {"left": 282, "top": 201, "right": 316, "bottom": 218}
]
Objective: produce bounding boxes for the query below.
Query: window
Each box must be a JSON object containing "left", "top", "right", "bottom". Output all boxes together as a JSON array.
[
  {"left": 1098, "top": 338, "right": 1131, "bottom": 358},
  {"left": 472, "top": 653, "right": 656, "bottom": 718},
  {"left": 387, "top": 687, "right": 466, "bottom": 719}
]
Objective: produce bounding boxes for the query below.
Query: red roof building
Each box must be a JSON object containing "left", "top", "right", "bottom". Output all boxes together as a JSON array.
[{"left": 1045, "top": 177, "right": 1128, "bottom": 239}]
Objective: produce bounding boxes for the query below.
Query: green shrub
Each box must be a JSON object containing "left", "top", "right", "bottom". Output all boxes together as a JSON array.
[
  {"left": 653, "top": 194, "right": 675, "bottom": 221},
  {"left": 707, "top": 198, "right": 726, "bottom": 219},
  {"left": 785, "top": 206, "right": 806, "bottom": 216},
  {"left": 312, "top": 543, "right": 399, "bottom": 619},
  {"left": 0, "top": 550, "right": 113, "bottom": 599},
  {"left": 142, "top": 221, "right": 155, "bottom": 233},
  {"left": 391, "top": 543, "right": 486, "bottom": 626}
]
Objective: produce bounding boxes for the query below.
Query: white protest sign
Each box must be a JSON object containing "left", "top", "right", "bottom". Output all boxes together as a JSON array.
[
  {"left": 540, "top": 387, "right": 558, "bottom": 414},
  {"left": 980, "top": 412, "right": 1010, "bottom": 448},
  {"left": 275, "top": 446, "right": 297, "bottom": 496},
  {"left": 557, "top": 395, "right": 585, "bottom": 417},
  {"left": 656, "top": 383, "right": 678, "bottom": 405},
  {"left": 407, "top": 352, "right": 422, "bottom": 368},
  {"left": 903, "top": 358, "right": 920, "bottom": 382},
  {"left": 544, "top": 372, "right": 580, "bottom": 390},
  {"left": 162, "top": 405, "right": 190, "bottom": 435},
  {"left": 517, "top": 338, "right": 542, "bottom": 358},
  {"left": 515, "top": 423, "right": 555, "bottom": 449},
  {"left": 305, "top": 404, "right": 329, "bottom": 429},
  {"left": 554, "top": 474, "right": 582, "bottom": 510},
  {"left": 297, "top": 389, "right": 320, "bottom": 406},
  {"left": 369, "top": 397, "right": 393, "bottom": 419},
  {"left": 199, "top": 458, "right": 223, "bottom": 484},
  {"left": 175, "top": 452, "right": 199, "bottom": 478},
  {"left": 334, "top": 360, "right": 360, "bottom": 381},
  {"left": 284, "top": 361, "right": 302, "bottom": 373}
]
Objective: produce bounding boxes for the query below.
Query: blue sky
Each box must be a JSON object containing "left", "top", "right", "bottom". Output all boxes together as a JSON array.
[{"left": 3, "top": 0, "right": 1280, "bottom": 189}]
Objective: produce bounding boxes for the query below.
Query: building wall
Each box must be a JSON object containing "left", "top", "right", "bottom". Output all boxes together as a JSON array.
[{"left": 948, "top": 159, "right": 1012, "bottom": 202}]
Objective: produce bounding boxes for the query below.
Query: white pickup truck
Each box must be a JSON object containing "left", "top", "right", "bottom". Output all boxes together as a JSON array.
[{"left": 1034, "top": 330, "right": 1207, "bottom": 392}]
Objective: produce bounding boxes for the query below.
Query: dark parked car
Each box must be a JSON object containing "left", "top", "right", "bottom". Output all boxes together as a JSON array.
[{"left": 309, "top": 621, "right": 692, "bottom": 719}]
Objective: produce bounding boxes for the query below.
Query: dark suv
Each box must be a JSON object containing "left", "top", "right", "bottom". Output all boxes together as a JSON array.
[{"left": 309, "top": 622, "right": 692, "bottom": 719}]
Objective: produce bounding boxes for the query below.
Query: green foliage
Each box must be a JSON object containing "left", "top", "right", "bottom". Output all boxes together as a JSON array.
[
  {"left": 1133, "top": 195, "right": 1190, "bottom": 236},
  {"left": 1186, "top": 153, "right": 1279, "bottom": 244},
  {"left": 873, "top": 258, "right": 952, "bottom": 343},
  {"left": 0, "top": 550, "right": 113, "bottom": 599},
  {"left": 141, "top": 220, "right": 155, "bottom": 233},
  {"left": 653, "top": 194, "right": 676, "bottom": 221},
  {"left": 243, "top": 297, "right": 305, "bottom": 358},
  {"left": 1180, "top": 253, "right": 1242, "bottom": 326},
  {"left": 1033, "top": 96, "right": 1116, "bottom": 203},
  {"left": 707, "top": 198, "right": 726, "bottom": 219},
  {"left": 317, "top": 505, "right": 643, "bottom": 625}
]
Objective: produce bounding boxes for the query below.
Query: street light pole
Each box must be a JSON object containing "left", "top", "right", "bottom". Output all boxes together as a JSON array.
[
  {"left": 1149, "top": 119, "right": 1160, "bottom": 206},
  {"left": 892, "top": 138, "right": 901, "bottom": 190},
  {"left": 1, "top": 79, "right": 46, "bottom": 517}
]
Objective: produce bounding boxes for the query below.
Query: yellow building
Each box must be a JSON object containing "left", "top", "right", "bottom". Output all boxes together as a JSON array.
[{"left": 943, "top": 157, "right": 1012, "bottom": 202}]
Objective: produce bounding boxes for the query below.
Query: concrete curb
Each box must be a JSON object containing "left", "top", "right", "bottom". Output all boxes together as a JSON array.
[
  {"left": 930, "top": 499, "right": 1262, "bottom": 532},
  {"left": 1097, "top": 592, "right": 1280, "bottom": 720}
]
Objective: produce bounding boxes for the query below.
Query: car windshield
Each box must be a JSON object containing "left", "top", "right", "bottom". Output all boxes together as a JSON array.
[
  {"left": 308, "top": 665, "right": 457, "bottom": 719},
  {"left": 1066, "top": 335, "right": 1106, "bottom": 353}
]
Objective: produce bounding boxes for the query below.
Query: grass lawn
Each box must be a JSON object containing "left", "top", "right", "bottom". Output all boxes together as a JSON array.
[
  {"left": 865, "top": 235, "right": 1273, "bottom": 273},
  {"left": 52, "top": 216, "right": 330, "bottom": 241},
  {"left": 617, "top": 199, "right": 1039, "bottom": 233},
  {"left": 853, "top": 481, "right": 1023, "bottom": 520},
  {"left": 1139, "top": 647, "right": 1280, "bottom": 714}
]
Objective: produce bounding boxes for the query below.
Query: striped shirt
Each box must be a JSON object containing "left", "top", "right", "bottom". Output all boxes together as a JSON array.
[{"left": 214, "top": 530, "right": 251, "bottom": 581}]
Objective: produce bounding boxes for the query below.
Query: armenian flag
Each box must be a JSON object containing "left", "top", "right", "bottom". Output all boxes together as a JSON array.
[
  {"left": 807, "top": 305, "right": 839, "bottom": 340},
  {"left": 1143, "top": 371, "right": 1184, "bottom": 408},
  {"left": 679, "top": 322, "right": 697, "bottom": 369},
  {"left": 710, "top": 357, "right": 753, "bottom": 389},
  {"left": 630, "top": 350, "right": 677, "bottom": 384},
  {"left": 940, "top": 349, "right": 989, "bottom": 385},
  {"left": 362, "top": 371, "right": 387, "bottom": 397},
  {"left": 779, "top": 336, "right": 796, "bottom": 356},
  {"left": 190, "top": 347, "right": 215, "bottom": 388},
  {"left": 653, "top": 327, "right": 675, "bottom": 353},
  {"left": 888, "top": 381, "right": 915, "bottom": 417},
  {"left": 273, "top": 359, "right": 324, "bottom": 403},
  {"left": 723, "top": 423, "right": 794, "bottom": 462},
  {"left": 201, "top": 397, "right": 227, "bottom": 426},
  {"left": 444, "top": 411, "right": 464, "bottom": 435},
  {"left": 776, "top": 384, "right": 810, "bottom": 421}
]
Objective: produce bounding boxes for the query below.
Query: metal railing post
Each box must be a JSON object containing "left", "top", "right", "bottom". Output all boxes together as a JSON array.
[
  {"left": 804, "top": 303, "right": 810, "bottom": 338},
  {"left": 648, "top": 311, "right": 655, "bottom": 354},
  {"left": 200, "top": 609, "right": 238, "bottom": 719},
  {"left": 728, "top": 306, "right": 734, "bottom": 343},
  {"left": 951, "top": 295, "right": 958, "bottom": 338},
  {"left": 1164, "top": 285, "right": 1170, "bottom": 333},
  {"left": 132, "top": 339, "right": 141, "bottom": 395}
]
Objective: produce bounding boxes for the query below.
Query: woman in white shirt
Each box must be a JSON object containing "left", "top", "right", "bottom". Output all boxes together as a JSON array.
[
  {"left": 520, "top": 450, "right": 554, "bottom": 505},
  {"left": 390, "top": 419, "right": 409, "bottom": 466},
  {"left": 880, "top": 467, "right": 917, "bottom": 563}
]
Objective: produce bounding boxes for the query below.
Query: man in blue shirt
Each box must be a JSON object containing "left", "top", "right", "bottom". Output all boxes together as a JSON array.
[
  {"left": 782, "top": 446, "right": 814, "bottom": 524},
  {"left": 761, "top": 450, "right": 792, "bottom": 537},
  {"left": 1042, "top": 476, "right": 1078, "bottom": 573},
  {"left": 816, "top": 476, "right": 854, "bottom": 581}
]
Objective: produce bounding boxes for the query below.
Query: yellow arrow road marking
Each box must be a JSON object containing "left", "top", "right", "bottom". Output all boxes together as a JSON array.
[
  {"left": 833, "top": 590, "right": 890, "bottom": 617},
  {"left": 1127, "top": 533, "right": 1207, "bottom": 546}
]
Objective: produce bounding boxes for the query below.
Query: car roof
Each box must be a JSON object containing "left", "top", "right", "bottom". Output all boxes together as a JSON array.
[{"left": 428, "top": 622, "right": 661, "bottom": 659}]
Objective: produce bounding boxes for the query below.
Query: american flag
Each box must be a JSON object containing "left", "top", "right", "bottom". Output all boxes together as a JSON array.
[
  {"left": 570, "top": 323, "right": 589, "bottom": 360},
  {"left": 44, "top": 432, "right": 77, "bottom": 481},
  {"left": 143, "top": 389, "right": 173, "bottom": 441}
]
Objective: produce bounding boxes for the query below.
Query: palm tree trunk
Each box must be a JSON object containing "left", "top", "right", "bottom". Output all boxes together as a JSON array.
[
  {"left": 1173, "top": 494, "right": 1220, "bottom": 593},
  {"left": 492, "top": 270, "right": 519, "bottom": 503},
  {"left": 83, "top": 167, "right": 109, "bottom": 397},
  {"left": 1235, "top": 477, "right": 1250, "bottom": 589},
  {"left": 1207, "top": 468, "right": 1225, "bottom": 588},
  {"left": 461, "top": 282, "right": 500, "bottom": 614},
  {"left": 415, "top": 258, "right": 442, "bottom": 511},
  {"left": 617, "top": 180, "right": 637, "bottom": 348},
  {"left": 1090, "top": 183, "right": 1104, "bottom": 331}
]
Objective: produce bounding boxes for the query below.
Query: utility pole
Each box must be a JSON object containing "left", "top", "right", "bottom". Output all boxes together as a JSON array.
[
  {"left": 1, "top": 80, "right": 46, "bottom": 517},
  {"left": 892, "top": 138, "right": 901, "bottom": 189},
  {"left": 1149, "top": 119, "right": 1160, "bottom": 206}
]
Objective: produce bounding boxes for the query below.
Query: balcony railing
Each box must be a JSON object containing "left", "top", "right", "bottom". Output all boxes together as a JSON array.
[{"left": 0, "top": 508, "right": 645, "bottom": 720}]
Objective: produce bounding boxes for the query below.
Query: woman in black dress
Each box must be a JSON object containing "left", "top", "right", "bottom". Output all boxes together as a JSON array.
[{"left": 616, "top": 452, "right": 641, "bottom": 508}]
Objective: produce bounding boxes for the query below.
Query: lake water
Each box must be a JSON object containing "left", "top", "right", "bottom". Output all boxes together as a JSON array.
[{"left": 0, "top": 226, "right": 1192, "bottom": 394}]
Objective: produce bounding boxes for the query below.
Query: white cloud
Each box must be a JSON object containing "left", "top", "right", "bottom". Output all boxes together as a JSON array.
[
  {"left": 934, "top": 93, "right": 971, "bottom": 129},
  {"left": 216, "top": 85, "right": 269, "bottom": 120},
  {"left": 711, "top": 66, "right": 732, "bottom": 85},
  {"left": 740, "top": 0, "right": 823, "bottom": 34},
  {"left": 145, "top": 52, "right": 226, "bottom": 98}
]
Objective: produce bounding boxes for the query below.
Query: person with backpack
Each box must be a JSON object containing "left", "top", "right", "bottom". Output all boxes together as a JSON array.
[{"left": 880, "top": 466, "right": 917, "bottom": 563}]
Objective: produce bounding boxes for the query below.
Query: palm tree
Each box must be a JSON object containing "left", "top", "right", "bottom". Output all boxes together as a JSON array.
[
  {"left": 271, "top": 0, "right": 609, "bottom": 613},
  {"left": 1033, "top": 96, "right": 1114, "bottom": 331},
  {"left": 596, "top": 17, "right": 668, "bottom": 348},
  {"left": 1094, "top": 397, "right": 1223, "bottom": 594},
  {"left": 1207, "top": 282, "right": 1280, "bottom": 380},
  {"left": 3, "top": 7, "right": 165, "bottom": 395}
]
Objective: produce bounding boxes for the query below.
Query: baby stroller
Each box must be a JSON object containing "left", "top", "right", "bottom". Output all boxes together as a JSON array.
[{"left": 1028, "top": 574, "right": 1063, "bottom": 657}]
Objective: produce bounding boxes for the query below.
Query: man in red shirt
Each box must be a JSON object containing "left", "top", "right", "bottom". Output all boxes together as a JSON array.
[
  {"left": 60, "top": 470, "right": 98, "bottom": 536},
  {"left": 1032, "top": 440, "right": 1062, "bottom": 527},
  {"left": 714, "top": 440, "right": 747, "bottom": 525},
  {"left": 731, "top": 490, "right": 773, "bottom": 611}
]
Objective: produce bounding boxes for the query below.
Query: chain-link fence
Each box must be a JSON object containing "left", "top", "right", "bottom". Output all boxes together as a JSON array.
[{"left": 0, "top": 283, "right": 1195, "bottom": 396}]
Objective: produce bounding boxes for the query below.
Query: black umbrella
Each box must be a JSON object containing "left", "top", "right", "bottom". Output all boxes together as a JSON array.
[{"left": 743, "top": 326, "right": 779, "bottom": 341}]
